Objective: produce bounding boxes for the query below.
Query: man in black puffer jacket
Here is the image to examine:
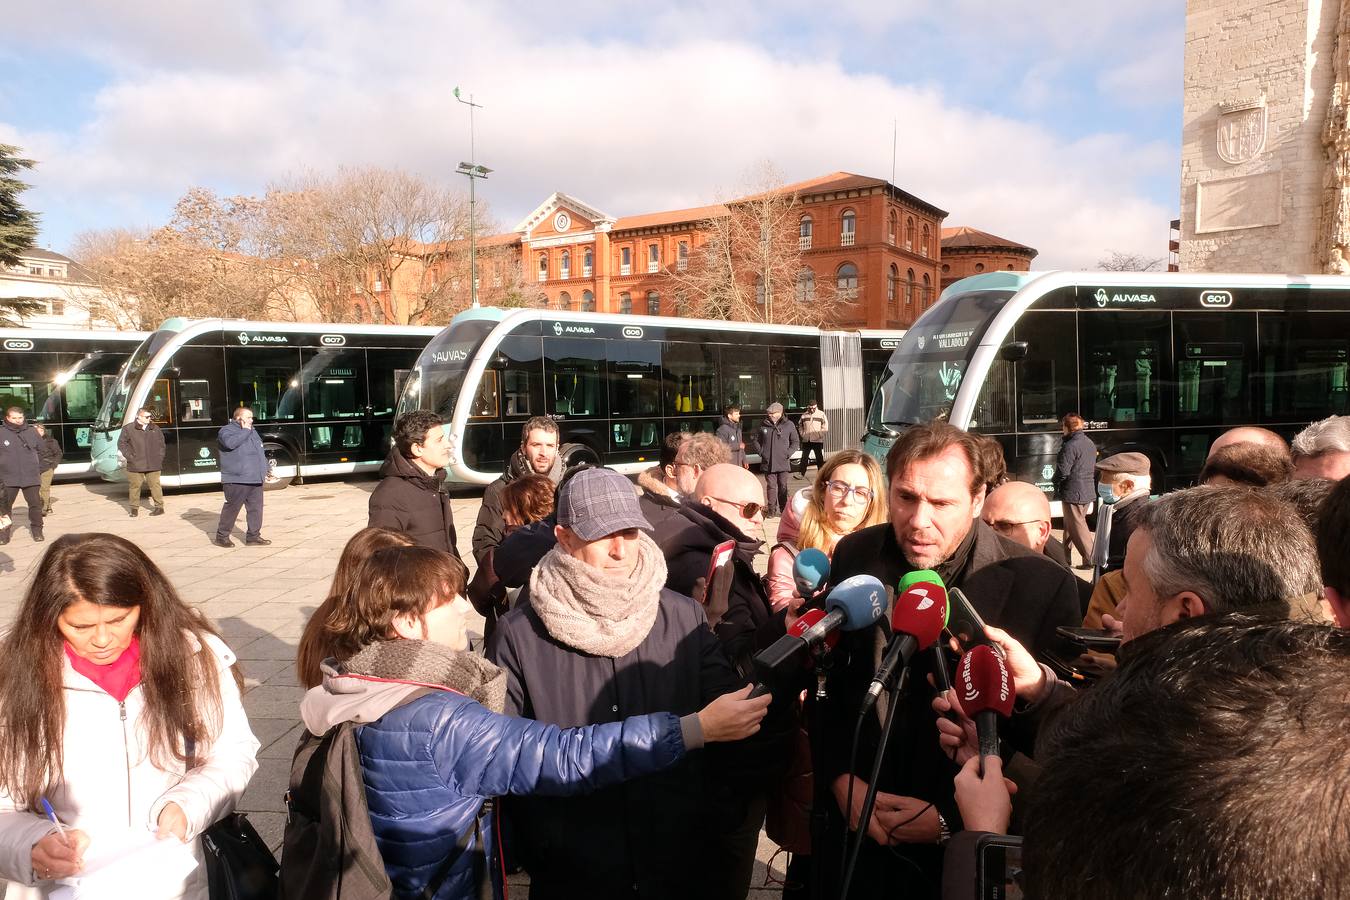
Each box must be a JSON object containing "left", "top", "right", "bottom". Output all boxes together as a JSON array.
[
  {"left": 368, "top": 410, "right": 460, "bottom": 557},
  {"left": 0, "top": 406, "right": 44, "bottom": 543},
  {"left": 472, "top": 416, "right": 563, "bottom": 563}
]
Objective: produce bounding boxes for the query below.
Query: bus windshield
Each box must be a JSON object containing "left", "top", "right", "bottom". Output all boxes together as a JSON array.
[
  {"left": 397, "top": 319, "right": 496, "bottom": 420},
  {"left": 94, "top": 330, "right": 175, "bottom": 430},
  {"left": 869, "top": 289, "right": 1012, "bottom": 431}
]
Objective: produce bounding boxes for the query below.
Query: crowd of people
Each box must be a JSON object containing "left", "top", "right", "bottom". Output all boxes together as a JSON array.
[{"left": 2, "top": 404, "right": 1350, "bottom": 899}]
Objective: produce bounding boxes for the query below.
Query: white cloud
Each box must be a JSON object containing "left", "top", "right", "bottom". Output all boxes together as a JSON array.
[{"left": 6, "top": 0, "right": 1175, "bottom": 268}]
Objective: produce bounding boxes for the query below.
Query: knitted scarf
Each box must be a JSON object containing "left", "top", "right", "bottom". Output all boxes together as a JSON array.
[
  {"left": 342, "top": 639, "right": 507, "bottom": 714},
  {"left": 529, "top": 531, "right": 667, "bottom": 658}
]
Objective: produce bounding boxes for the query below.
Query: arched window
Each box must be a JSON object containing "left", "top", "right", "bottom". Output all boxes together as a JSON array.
[
  {"left": 922, "top": 273, "right": 932, "bottom": 306},
  {"left": 796, "top": 269, "right": 816, "bottom": 302},
  {"left": 583, "top": 246, "right": 594, "bottom": 277},
  {"left": 677, "top": 241, "right": 689, "bottom": 271},
  {"left": 836, "top": 262, "right": 859, "bottom": 299},
  {"left": 559, "top": 290, "right": 572, "bottom": 310},
  {"left": 840, "top": 210, "right": 856, "bottom": 247},
  {"left": 905, "top": 217, "right": 915, "bottom": 250},
  {"left": 906, "top": 268, "right": 915, "bottom": 305},
  {"left": 560, "top": 249, "right": 571, "bottom": 279},
  {"left": 889, "top": 211, "right": 898, "bottom": 244},
  {"left": 887, "top": 264, "right": 899, "bottom": 305},
  {"left": 799, "top": 215, "right": 813, "bottom": 250},
  {"left": 921, "top": 224, "right": 931, "bottom": 257},
  {"left": 647, "top": 291, "right": 660, "bottom": 315},
  {"left": 537, "top": 253, "right": 548, "bottom": 282},
  {"left": 582, "top": 290, "right": 596, "bottom": 312},
  {"left": 619, "top": 292, "right": 631, "bottom": 314}
]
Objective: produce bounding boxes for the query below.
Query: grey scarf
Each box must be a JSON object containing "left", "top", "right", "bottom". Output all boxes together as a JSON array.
[
  {"left": 343, "top": 639, "right": 507, "bottom": 714},
  {"left": 529, "top": 531, "right": 667, "bottom": 657}
]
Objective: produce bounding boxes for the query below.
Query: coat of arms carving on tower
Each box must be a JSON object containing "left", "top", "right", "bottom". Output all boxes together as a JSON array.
[{"left": 1217, "top": 97, "right": 1267, "bottom": 164}]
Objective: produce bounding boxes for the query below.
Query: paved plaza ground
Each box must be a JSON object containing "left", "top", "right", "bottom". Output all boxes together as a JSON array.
[{"left": 0, "top": 474, "right": 801, "bottom": 898}]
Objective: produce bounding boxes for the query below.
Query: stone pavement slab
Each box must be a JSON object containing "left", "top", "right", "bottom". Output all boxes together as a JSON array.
[{"left": 0, "top": 475, "right": 791, "bottom": 897}]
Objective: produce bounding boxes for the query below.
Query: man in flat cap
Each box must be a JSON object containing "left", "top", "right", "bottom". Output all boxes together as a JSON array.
[{"left": 1091, "top": 451, "right": 1152, "bottom": 575}]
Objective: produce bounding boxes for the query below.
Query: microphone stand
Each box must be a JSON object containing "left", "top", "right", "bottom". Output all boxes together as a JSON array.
[{"left": 807, "top": 643, "right": 833, "bottom": 900}]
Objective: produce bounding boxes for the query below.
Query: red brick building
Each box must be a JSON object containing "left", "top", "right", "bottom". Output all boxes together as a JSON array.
[
  {"left": 939, "top": 226, "right": 1038, "bottom": 292},
  {"left": 489, "top": 171, "right": 949, "bottom": 329}
]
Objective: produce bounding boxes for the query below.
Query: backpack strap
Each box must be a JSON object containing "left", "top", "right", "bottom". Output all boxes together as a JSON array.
[{"left": 419, "top": 799, "right": 493, "bottom": 900}]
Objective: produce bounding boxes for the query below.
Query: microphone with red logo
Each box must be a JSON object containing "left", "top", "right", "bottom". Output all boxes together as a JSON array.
[
  {"left": 957, "top": 644, "right": 1015, "bottom": 775},
  {"left": 860, "top": 576, "right": 948, "bottom": 715},
  {"left": 750, "top": 575, "right": 886, "bottom": 697}
]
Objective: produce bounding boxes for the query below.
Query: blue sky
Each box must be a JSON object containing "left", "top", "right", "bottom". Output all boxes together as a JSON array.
[{"left": 0, "top": 0, "right": 1183, "bottom": 268}]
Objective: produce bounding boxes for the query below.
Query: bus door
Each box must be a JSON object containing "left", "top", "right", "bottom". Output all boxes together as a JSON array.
[
  {"left": 300, "top": 347, "right": 370, "bottom": 468},
  {"left": 54, "top": 352, "right": 126, "bottom": 466}
]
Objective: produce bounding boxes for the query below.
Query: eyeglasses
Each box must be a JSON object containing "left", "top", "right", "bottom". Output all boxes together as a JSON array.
[
  {"left": 707, "top": 496, "right": 763, "bottom": 518},
  {"left": 825, "top": 480, "right": 875, "bottom": 504},
  {"left": 986, "top": 518, "right": 1043, "bottom": 534}
]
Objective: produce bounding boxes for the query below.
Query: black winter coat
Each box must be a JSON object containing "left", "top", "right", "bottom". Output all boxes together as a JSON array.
[
  {"left": 1055, "top": 430, "right": 1097, "bottom": 504},
  {"left": 0, "top": 422, "right": 42, "bottom": 487},
  {"left": 367, "top": 450, "right": 460, "bottom": 557},
  {"left": 714, "top": 416, "right": 746, "bottom": 466},
  {"left": 117, "top": 421, "right": 166, "bottom": 472},
  {"left": 485, "top": 590, "right": 745, "bottom": 900},
  {"left": 472, "top": 448, "right": 563, "bottom": 563},
  {"left": 755, "top": 416, "right": 799, "bottom": 473},
  {"left": 493, "top": 517, "right": 557, "bottom": 589},
  {"left": 819, "top": 520, "right": 1081, "bottom": 898},
  {"left": 37, "top": 434, "right": 62, "bottom": 473}
]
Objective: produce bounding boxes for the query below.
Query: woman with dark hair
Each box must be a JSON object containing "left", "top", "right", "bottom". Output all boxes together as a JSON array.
[
  {"left": 296, "top": 526, "right": 418, "bottom": 689},
  {"left": 0, "top": 533, "right": 258, "bottom": 897},
  {"left": 297, "top": 544, "right": 770, "bottom": 900}
]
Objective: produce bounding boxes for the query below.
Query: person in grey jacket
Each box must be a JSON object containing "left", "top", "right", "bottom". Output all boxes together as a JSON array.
[
  {"left": 1054, "top": 413, "right": 1096, "bottom": 568},
  {"left": 0, "top": 406, "right": 44, "bottom": 544},
  {"left": 756, "top": 403, "right": 799, "bottom": 518},
  {"left": 118, "top": 407, "right": 167, "bottom": 517},
  {"left": 214, "top": 407, "right": 269, "bottom": 548}
]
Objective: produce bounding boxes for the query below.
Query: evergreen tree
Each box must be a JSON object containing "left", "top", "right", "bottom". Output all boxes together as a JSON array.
[{"left": 0, "top": 143, "right": 39, "bottom": 267}]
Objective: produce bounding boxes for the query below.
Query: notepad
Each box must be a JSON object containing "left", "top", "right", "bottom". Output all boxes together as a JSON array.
[{"left": 49, "top": 828, "right": 198, "bottom": 899}]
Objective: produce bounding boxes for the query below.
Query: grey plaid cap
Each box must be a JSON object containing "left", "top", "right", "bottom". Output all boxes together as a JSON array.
[{"left": 556, "top": 468, "right": 654, "bottom": 541}]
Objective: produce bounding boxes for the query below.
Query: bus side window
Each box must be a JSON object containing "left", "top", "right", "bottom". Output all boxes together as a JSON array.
[
  {"left": 770, "top": 346, "right": 819, "bottom": 412},
  {"left": 545, "top": 339, "right": 606, "bottom": 419},
  {"left": 724, "top": 347, "right": 770, "bottom": 414},
  {"left": 1258, "top": 311, "right": 1350, "bottom": 419},
  {"left": 1012, "top": 312, "right": 1075, "bottom": 432},
  {"left": 470, "top": 370, "right": 499, "bottom": 419},
  {"left": 664, "top": 342, "right": 716, "bottom": 416},
  {"left": 227, "top": 347, "right": 302, "bottom": 422},
  {"left": 1078, "top": 312, "right": 1169, "bottom": 427},
  {"left": 148, "top": 378, "right": 173, "bottom": 424},
  {"left": 499, "top": 335, "right": 544, "bottom": 419},
  {"left": 179, "top": 379, "right": 212, "bottom": 423}
]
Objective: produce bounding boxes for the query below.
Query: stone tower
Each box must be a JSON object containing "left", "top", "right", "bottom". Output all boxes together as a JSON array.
[{"left": 1180, "top": 0, "right": 1350, "bottom": 273}]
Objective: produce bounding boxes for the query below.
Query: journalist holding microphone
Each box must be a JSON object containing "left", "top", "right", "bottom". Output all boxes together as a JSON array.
[{"left": 818, "top": 421, "right": 1079, "bottom": 899}]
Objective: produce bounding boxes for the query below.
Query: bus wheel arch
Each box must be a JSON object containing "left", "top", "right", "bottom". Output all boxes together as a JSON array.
[
  {"left": 262, "top": 439, "right": 300, "bottom": 490},
  {"left": 559, "top": 441, "right": 601, "bottom": 470}
]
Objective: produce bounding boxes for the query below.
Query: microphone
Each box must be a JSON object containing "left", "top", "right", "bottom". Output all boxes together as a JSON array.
[
  {"left": 899, "top": 569, "right": 956, "bottom": 692},
  {"left": 958, "top": 644, "right": 1014, "bottom": 774},
  {"left": 861, "top": 578, "right": 948, "bottom": 715},
  {"left": 751, "top": 575, "right": 887, "bottom": 691},
  {"left": 793, "top": 548, "right": 830, "bottom": 604}
]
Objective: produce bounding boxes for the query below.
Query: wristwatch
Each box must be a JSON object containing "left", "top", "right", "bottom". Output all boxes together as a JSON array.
[{"left": 936, "top": 811, "right": 951, "bottom": 846}]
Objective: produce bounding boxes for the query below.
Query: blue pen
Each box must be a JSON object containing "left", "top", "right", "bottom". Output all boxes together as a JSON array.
[{"left": 39, "top": 798, "right": 70, "bottom": 847}]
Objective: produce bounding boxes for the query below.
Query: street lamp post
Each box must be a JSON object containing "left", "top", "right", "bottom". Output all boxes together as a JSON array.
[{"left": 453, "top": 87, "right": 489, "bottom": 308}]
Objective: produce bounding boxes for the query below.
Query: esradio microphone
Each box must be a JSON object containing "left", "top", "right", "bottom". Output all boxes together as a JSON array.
[
  {"left": 793, "top": 548, "right": 830, "bottom": 604},
  {"left": 958, "top": 644, "right": 1015, "bottom": 775},
  {"left": 751, "top": 575, "right": 886, "bottom": 694},
  {"left": 861, "top": 579, "right": 948, "bottom": 715}
]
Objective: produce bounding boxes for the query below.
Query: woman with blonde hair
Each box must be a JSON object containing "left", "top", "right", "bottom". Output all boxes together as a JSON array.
[
  {"left": 296, "top": 526, "right": 417, "bottom": 689},
  {"left": 767, "top": 450, "right": 888, "bottom": 612},
  {"left": 0, "top": 533, "right": 258, "bottom": 897}
]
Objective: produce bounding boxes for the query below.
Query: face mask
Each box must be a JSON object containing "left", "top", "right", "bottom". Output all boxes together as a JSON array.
[{"left": 1097, "top": 482, "right": 1118, "bottom": 505}]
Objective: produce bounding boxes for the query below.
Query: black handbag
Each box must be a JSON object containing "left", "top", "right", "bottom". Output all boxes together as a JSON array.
[{"left": 201, "top": 811, "right": 280, "bottom": 900}]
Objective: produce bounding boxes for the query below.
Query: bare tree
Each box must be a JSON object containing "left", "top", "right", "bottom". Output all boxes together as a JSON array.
[
  {"left": 662, "top": 163, "right": 834, "bottom": 325},
  {"left": 1097, "top": 250, "right": 1165, "bottom": 272}
]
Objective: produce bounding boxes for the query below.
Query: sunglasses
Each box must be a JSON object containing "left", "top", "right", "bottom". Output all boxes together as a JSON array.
[{"left": 707, "top": 496, "right": 763, "bottom": 518}]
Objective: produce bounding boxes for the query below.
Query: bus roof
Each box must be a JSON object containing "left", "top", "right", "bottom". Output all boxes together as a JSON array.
[{"left": 445, "top": 305, "right": 825, "bottom": 337}]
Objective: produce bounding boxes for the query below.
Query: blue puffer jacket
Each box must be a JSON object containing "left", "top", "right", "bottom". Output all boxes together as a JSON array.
[
  {"left": 352, "top": 687, "right": 691, "bottom": 900},
  {"left": 217, "top": 421, "right": 267, "bottom": 484}
]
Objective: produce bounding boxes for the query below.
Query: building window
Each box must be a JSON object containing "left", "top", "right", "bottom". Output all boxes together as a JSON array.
[
  {"left": 648, "top": 243, "right": 659, "bottom": 273},
  {"left": 836, "top": 263, "right": 859, "bottom": 299},
  {"left": 799, "top": 216, "right": 813, "bottom": 250},
  {"left": 906, "top": 268, "right": 915, "bottom": 305},
  {"left": 905, "top": 217, "right": 915, "bottom": 250},
  {"left": 28, "top": 266, "right": 41, "bottom": 276},
  {"left": 619, "top": 292, "right": 632, "bottom": 314},
  {"left": 889, "top": 211, "right": 898, "bottom": 245},
  {"left": 561, "top": 249, "right": 571, "bottom": 280},
  {"left": 353, "top": 303, "right": 364, "bottom": 322},
  {"left": 975, "top": 263, "right": 985, "bottom": 273},
  {"left": 620, "top": 246, "right": 631, "bottom": 276},
  {"left": 921, "top": 224, "right": 931, "bottom": 257},
  {"left": 887, "top": 264, "right": 899, "bottom": 305},
  {"left": 537, "top": 253, "right": 548, "bottom": 282},
  {"left": 941, "top": 264, "right": 950, "bottom": 274},
  {"left": 584, "top": 246, "right": 594, "bottom": 277},
  {"left": 840, "top": 210, "right": 856, "bottom": 247},
  {"left": 49, "top": 299, "right": 65, "bottom": 316},
  {"left": 582, "top": 290, "right": 596, "bottom": 312},
  {"left": 677, "top": 241, "right": 689, "bottom": 271},
  {"left": 647, "top": 290, "right": 660, "bottom": 315},
  {"left": 559, "top": 290, "right": 572, "bottom": 310},
  {"left": 796, "top": 269, "right": 816, "bottom": 302},
  {"left": 922, "top": 273, "right": 932, "bottom": 306}
]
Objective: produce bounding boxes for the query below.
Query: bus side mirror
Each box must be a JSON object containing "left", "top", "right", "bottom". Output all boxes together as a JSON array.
[{"left": 999, "top": 341, "right": 1029, "bottom": 362}]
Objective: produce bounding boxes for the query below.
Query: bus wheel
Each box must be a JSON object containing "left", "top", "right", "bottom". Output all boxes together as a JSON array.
[
  {"left": 559, "top": 442, "right": 600, "bottom": 470},
  {"left": 263, "top": 442, "right": 297, "bottom": 491}
]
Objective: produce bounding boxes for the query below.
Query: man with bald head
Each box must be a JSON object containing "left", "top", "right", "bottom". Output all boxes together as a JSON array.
[
  {"left": 1206, "top": 425, "right": 1289, "bottom": 460},
  {"left": 983, "top": 480, "right": 1091, "bottom": 613}
]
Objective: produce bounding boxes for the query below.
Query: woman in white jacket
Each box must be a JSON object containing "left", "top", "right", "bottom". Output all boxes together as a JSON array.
[{"left": 0, "top": 533, "right": 259, "bottom": 898}]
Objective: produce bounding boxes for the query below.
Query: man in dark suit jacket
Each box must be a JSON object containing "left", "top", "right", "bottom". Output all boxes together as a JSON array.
[
  {"left": 818, "top": 421, "right": 1080, "bottom": 899},
  {"left": 982, "top": 480, "right": 1093, "bottom": 616}
]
